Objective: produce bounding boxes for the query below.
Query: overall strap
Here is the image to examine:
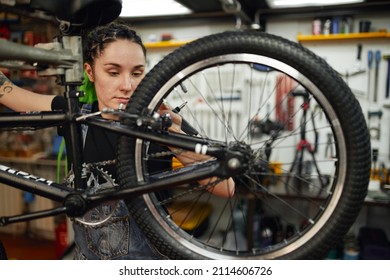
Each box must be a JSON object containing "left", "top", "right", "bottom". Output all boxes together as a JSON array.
[{"left": 80, "top": 103, "right": 93, "bottom": 147}]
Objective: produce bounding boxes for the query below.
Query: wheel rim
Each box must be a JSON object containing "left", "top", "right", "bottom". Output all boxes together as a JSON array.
[{"left": 133, "top": 53, "right": 347, "bottom": 259}]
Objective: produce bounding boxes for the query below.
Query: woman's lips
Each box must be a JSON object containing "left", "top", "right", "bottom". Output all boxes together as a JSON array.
[{"left": 116, "top": 97, "right": 129, "bottom": 104}]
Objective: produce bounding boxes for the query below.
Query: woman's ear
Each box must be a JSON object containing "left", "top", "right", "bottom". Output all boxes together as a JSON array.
[{"left": 84, "top": 63, "right": 94, "bottom": 82}]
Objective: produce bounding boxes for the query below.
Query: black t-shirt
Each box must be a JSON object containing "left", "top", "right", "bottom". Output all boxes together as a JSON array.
[
  {"left": 84, "top": 119, "right": 118, "bottom": 177},
  {"left": 82, "top": 102, "right": 172, "bottom": 182}
]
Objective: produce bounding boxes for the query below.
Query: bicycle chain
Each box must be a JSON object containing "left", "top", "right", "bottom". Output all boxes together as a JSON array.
[
  {"left": 83, "top": 159, "right": 117, "bottom": 169},
  {"left": 147, "top": 149, "right": 185, "bottom": 159}
]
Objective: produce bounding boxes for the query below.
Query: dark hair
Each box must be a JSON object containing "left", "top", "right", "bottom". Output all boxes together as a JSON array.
[{"left": 83, "top": 21, "right": 146, "bottom": 65}]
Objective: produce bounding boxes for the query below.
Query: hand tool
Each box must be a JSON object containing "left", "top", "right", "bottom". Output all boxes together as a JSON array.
[
  {"left": 350, "top": 44, "right": 366, "bottom": 77},
  {"left": 373, "top": 50, "right": 381, "bottom": 102},
  {"left": 168, "top": 100, "right": 199, "bottom": 135},
  {"left": 371, "top": 148, "right": 379, "bottom": 180},
  {"left": 339, "top": 45, "right": 366, "bottom": 98},
  {"left": 172, "top": 101, "right": 188, "bottom": 113},
  {"left": 324, "top": 133, "right": 334, "bottom": 158},
  {"left": 354, "top": 44, "right": 363, "bottom": 73},
  {"left": 367, "top": 50, "right": 373, "bottom": 99},
  {"left": 384, "top": 54, "right": 390, "bottom": 99},
  {"left": 368, "top": 110, "right": 382, "bottom": 140},
  {"left": 383, "top": 104, "right": 390, "bottom": 160}
]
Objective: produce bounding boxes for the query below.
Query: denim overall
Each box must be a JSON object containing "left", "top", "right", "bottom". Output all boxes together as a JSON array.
[
  {"left": 72, "top": 201, "right": 167, "bottom": 260},
  {"left": 71, "top": 103, "right": 168, "bottom": 260}
]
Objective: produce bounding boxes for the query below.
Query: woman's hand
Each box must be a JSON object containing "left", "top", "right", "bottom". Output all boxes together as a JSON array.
[
  {"left": 158, "top": 102, "right": 183, "bottom": 133},
  {"left": 158, "top": 101, "right": 235, "bottom": 198}
]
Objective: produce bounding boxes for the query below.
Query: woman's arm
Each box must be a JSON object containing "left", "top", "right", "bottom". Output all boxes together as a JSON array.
[
  {"left": 0, "top": 72, "right": 55, "bottom": 112},
  {"left": 159, "top": 103, "right": 235, "bottom": 198},
  {"left": 174, "top": 150, "right": 236, "bottom": 198}
]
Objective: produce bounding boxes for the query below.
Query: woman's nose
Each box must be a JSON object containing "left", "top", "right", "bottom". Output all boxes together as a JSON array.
[{"left": 120, "top": 75, "right": 133, "bottom": 92}]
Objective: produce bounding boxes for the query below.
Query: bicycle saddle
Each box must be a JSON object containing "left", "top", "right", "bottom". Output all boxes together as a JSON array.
[{"left": 30, "top": 0, "right": 122, "bottom": 27}]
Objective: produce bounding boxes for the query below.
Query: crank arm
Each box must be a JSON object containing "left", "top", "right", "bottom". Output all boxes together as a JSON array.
[{"left": 0, "top": 206, "right": 67, "bottom": 226}]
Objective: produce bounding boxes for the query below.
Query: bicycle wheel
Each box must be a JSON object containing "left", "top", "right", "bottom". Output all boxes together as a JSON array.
[{"left": 117, "top": 30, "right": 371, "bottom": 259}]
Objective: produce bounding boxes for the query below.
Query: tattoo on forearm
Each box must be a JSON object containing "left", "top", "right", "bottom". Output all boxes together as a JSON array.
[
  {"left": 0, "top": 72, "right": 14, "bottom": 98},
  {"left": 0, "top": 72, "right": 10, "bottom": 85}
]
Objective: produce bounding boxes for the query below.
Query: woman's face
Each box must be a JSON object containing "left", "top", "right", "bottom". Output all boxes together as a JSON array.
[{"left": 85, "top": 39, "right": 146, "bottom": 116}]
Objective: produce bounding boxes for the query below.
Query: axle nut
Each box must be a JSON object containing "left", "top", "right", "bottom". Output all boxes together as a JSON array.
[{"left": 228, "top": 158, "right": 241, "bottom": 170}]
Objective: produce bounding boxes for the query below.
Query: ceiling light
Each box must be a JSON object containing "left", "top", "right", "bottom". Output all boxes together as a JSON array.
[
  {"left": 266, "top": 0, "right": 365, "bottom": 9},
  {"left": 119, "top": 0, "right": 192, "bottom": 18}
]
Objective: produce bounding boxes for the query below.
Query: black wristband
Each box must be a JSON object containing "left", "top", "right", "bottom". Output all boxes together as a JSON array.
[{"left": 51, "top": 95, "right": 66, "bottom": 111}]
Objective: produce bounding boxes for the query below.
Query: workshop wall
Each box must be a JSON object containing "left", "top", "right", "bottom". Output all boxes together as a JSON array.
[
  {"left": 135, "top": 13, "right": 390, "bottom": 167},
  {"left": 268, "top": 14, "right": 390, "bottom": 166},
  {"left": 271, "top": 14, "right": 390, "bottom": 241}
]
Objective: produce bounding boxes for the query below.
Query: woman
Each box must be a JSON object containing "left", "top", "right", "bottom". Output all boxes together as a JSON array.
[{"left": 0, "top": 22, "right": 234, "bottom": 259}]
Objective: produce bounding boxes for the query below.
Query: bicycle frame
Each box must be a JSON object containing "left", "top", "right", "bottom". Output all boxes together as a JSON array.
[{"left": 0, "top": 35, "right": 234, "bottom": 226}]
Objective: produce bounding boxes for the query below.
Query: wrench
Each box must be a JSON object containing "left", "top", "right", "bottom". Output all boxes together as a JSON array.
[
  {"left": 367, "top": 50, "right": 373, "bottom": 99},
  {"left": 373, "top": 50, "right": 381, "bottom": 102},
  {"left": 385, "top": 55, "right": 390, "bottom": 98}
]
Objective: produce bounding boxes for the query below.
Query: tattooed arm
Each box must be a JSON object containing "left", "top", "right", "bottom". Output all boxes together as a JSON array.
[{"left": 0, "top": 72, "right": 55, "bottom": 112}]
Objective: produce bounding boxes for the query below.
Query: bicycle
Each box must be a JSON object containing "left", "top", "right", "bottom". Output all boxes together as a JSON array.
[{"left": 0, "top": 0, "right": 371, "bottom": 259}]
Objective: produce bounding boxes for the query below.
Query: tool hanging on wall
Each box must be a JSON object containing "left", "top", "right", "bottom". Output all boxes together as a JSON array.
[
  {"left": 373, "top": 50, "right": 381, "bottom": 102},
  {"left": 367, "top": 50, "right": 373, "bottom": 99},
  {"left": 368, "top": 110, "right": 382, "bottom": 140},
  {"left": 340, "top": 44, "right": 366, "bottom": 98},
  {"left": 324, "top": 133, "right": 334, "bottom": 158},
  {"left": 371, "top": 148, "right": 379, "bottom": 180},
  {"left": 379, "top": 163, "right": 390, "bottom": 192},
  {"left": 383, "top": 104, "right": 390, "bottom": 160},
  {"left": 353, "top": 44, "right": 364, "bottom": 73},
  {"left": 384, "top": 54, "right": 390, "bottom": 99}
]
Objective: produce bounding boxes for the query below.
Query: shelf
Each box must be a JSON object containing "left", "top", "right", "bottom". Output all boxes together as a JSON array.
[
  {"left": 297, "top": 31, "right": 390, "bottom": 42},
  {"left": 144, "top": 40, "right": 192, "bottom": 49},
  {"left": 0, "top": 155, "right": 61, "bottom": 167}
]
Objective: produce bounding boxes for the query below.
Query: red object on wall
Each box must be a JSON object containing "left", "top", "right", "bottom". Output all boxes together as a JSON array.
[
  {"left": 0, "top": 23, "right": 10, "bottom": 39},
  {"left": 275, "top": 74, "right": 296, "bottom": 131},
  {"left": 55, "top": 220, "right": 68, "bottom": 259}
]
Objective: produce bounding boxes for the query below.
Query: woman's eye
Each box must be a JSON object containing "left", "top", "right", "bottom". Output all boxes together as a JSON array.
[
  {"left": 132, "top": 72, "right": 143, "bottom": 77},
  {"left": 109, "top": 71, "right": 119, "bottom": 76}
]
